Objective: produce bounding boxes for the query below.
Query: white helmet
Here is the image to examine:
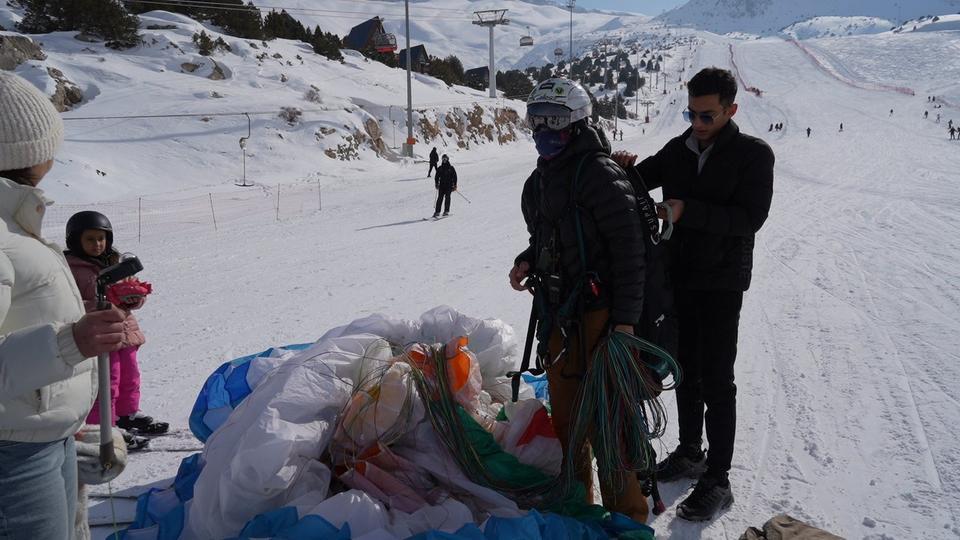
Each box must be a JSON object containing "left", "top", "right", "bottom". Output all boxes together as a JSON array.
[{"left": 526, "top": 78, "right": 592, "bottom": 130}]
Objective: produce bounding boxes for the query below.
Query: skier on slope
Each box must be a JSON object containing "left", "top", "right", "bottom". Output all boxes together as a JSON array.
[
  {"left": 428, "top": 147, "right": 439, "bottom": 178},
  {"left": 432, "top": 155, "right": 457, "bottom": 218}
]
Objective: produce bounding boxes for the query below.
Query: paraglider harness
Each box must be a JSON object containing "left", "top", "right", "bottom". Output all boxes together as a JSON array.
[{"left": 506, "top": 152, "right": 673, "bottom": 514}]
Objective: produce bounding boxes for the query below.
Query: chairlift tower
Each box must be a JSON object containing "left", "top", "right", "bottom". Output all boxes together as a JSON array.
[
  {"left": 403, "top": 0, "right": 415, "bottom": 158},
  {"left": 473, "top": 10, "right": 510, "bottom": 98},
  {"left": 566, "top": 0, "right": 575, "bottom": 63},
  {"left": 235, "top": 113, "right": 253, "bottom": 187}
]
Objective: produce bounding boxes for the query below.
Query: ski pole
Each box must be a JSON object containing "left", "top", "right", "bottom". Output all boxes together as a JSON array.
[
  {"left": 95, "top": 257, "right": 144, "bottom": 469},
  {"left": 454, "top": 190, "right": 472, "bottom": 204}
]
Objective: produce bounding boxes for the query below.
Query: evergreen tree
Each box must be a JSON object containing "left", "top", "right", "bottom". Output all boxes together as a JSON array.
[
  {"left": 193, "top": 30, "right": 214, "bottom": 55},
  {"left": 427, "top": 54, "right": 465, "bottom": 86},
  {"left": 496, "top": 69, "right": 533, "bottom": 98},
  {"left": 263, "top": 10, "right": 307, "bottom": 41},
  {"left": 538, "top": 64, "right": 553, "bottom": 82},
  {"left": 311, "top": 25, "right": 343, "bottom": 62},
  {"left": 128, "top": 0, "right": 263, "bottom": 39},
  {"left": 19, "top": 0, "right": 141, "bottom": 49}
]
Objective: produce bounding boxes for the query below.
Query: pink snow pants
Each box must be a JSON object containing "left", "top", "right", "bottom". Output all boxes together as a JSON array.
[{"left": 85, "top": 346, "right": 141, "bottom": 425}]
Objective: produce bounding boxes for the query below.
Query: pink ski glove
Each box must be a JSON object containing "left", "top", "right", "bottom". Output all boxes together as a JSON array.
[{"left": 106, "top": 278, "right": 152, "bottom": 310}]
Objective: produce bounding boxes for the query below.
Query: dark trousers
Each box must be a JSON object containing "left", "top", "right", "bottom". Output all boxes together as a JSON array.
[
  {"left": 435, "top": 190, "right": 451, "bottom": 215},
  {"left": 675, "top": 288, "right": 744, "bottom": 477},
  {"left": 428, "top": 162, "right": 438, "bottom": 177}
]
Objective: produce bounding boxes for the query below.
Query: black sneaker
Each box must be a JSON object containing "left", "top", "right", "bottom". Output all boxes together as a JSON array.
[
  {"left": 656, "top": 445, "right": 707, "bottom": 481},
  {"left": 676, "top": 475, "right": 733, "bottom": 521},
  {"left": 117, "top": 412, "right": 169, "bottom": 435}
]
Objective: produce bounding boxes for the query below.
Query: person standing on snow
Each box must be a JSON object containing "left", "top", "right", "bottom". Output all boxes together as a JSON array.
[
  {"left": 612, "top": 67, "right": 775, "bottom": 522},
  {"left": 432, "top": 155, "right": 457, "bottom": 217},
  {"left": 509, "top": 77, "right": 648, "bottom": 523},
  {"left": 806, "top": 127, "right": 811, "bottom": 137},
  {"left": 839, "top": 123, "right": 843, "bottom": 132},
  {"left": 0, "top": 71, "right": 128, "bottom": 539},
  {"left": 427, "top": 147, "right": 439, "bottom": 178},
  {"left": 64, "top": 211, "right": 169, "bottom": 451},
  {"left": 950, "top": 126, "right": 957, "bottom": 140}
]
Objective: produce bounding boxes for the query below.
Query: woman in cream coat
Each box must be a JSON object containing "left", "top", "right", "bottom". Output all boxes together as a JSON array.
[{"left": 0, "top": 71, "right": 127, "bottom": 539}]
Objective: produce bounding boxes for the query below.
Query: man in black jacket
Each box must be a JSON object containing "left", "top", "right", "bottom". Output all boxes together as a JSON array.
[
  {"left": 433, "top": 155, "right": 457, "bottom": 217},
  {"left": 509, "top": 78, "right": 648, "bottom": 522},
  {"left": 613, "top": 67, "right": 775, "bottom": 521},
  {"left": 428, "top": 147, "right": 439, "bottom": 178}
]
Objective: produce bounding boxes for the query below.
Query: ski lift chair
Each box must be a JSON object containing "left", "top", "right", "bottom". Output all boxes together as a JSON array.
[
  {"left": 373, "top": 31, "right": 397, "bottom": 53},
  {"left": 520, "top": 26, "right": 534, "bottom": 47}
]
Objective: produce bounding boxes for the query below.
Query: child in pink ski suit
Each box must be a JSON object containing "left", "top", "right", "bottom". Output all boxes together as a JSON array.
[{"left": 64, "top": 211, "right": 167, "bottom": 443}]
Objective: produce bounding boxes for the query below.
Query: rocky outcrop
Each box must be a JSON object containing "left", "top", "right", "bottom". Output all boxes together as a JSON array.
[
  {"left": 0, "top": 34, "right": 46, "bottom": 71},
  {"left": 209, "top": 60, "right": 226, "bottom": 80},
  {"left": 47, "top": 67, "right": 83, "bottom": 112}
]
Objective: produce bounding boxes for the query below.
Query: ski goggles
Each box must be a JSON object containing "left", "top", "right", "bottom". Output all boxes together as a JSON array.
[
  {"left": 526, "top": 102, "right": 573, "bottom": 132},
  {"left": 682, "top": 108, "right": 723, "bottom": 125}
]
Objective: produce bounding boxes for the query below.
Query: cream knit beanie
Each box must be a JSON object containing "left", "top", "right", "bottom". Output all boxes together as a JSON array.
[{"left": 0, "top": 71, "right": 65, "bottom": 171}]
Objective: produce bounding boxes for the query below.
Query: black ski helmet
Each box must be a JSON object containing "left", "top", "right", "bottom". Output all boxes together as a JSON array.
[{"left": 65, "top": 211, "right": 113, "bottom": 254}]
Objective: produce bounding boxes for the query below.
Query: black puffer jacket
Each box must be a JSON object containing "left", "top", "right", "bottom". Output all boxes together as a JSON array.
[
  {"left": 435, "top": 163, "right": 457, "bottom": 191},
  {"left": 635, "top": 120, "right": 774, "bottom": 292},
  {"left": 515, "top": 125, "right": 645, "bottom": 326}
]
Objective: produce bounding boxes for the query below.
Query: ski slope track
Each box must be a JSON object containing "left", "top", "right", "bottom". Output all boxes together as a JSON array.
[{"left": 5, "top": 12, "right": 954, "bottom": 540}]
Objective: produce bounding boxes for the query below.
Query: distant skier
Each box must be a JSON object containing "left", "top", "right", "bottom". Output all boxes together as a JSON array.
[
  {"left": 769, "top": 123, "right": 774, "bottom": 132},
  {"left": 433, "top": 154, "right": 457, "bottom": 218},
  {"left": 839, "top": 123, "right": 843, "bottom": 132},
  {"left": 949, "top": 119, "right": 954, "bottom": 130},
  {"left": 890, "top": 108, "right": 894, "bottom": 116},
  {"left": 428, "top": 147, "right": 439, "bottom": 178},
  {"left": 924, "top": 111, "right": 929, "bottom": 120},
  {"left": 806, "top": 127, "right": 811, "bottom": 138},
  {"left": 950, "top": 126, "right": 957, "bottom": 140}
]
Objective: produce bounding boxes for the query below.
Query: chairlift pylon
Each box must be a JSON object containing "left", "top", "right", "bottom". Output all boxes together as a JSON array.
[{"left": 235, "top": 112, "right": 254, "bottom": 187}]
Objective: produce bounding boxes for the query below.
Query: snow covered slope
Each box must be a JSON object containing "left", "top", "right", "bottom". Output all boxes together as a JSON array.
[
  {"left": 73, "top": 19, "right": 960, "bottom": 540},
  {"left": 2, "top": 8, "right": 530, "bottom": 204},
  {"left": 782, "top": 16, "right": 895, "bottom": 40},
  {"left": 252, "top": 0, "right": 649, "bottom": 70},
  {"left": 657, "top": 0, "right": 960, "bottom": 36}
]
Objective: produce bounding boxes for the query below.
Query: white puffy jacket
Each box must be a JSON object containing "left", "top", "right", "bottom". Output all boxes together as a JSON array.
[{"left": 0, "top": 176, "right": 96, "bottom": 443}]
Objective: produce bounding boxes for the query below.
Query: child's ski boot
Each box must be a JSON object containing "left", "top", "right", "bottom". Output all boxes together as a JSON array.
[
  {"left": 117, "top": 412, "right": 169, "bottom": 435},
  {"left": 121, "top": 429, "right": 150, "bottom": 452}
]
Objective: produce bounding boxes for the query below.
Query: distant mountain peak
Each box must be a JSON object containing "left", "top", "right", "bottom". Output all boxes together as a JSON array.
[{"left": 656, "top": 0, "right": 960, "bottom": 35}]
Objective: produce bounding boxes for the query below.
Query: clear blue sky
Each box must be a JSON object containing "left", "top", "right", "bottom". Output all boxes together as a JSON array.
[{"left": 576, "top": 0, "right": 687, "bottom": 16}]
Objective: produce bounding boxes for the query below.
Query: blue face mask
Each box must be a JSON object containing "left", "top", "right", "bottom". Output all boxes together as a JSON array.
[{"left": 534, "top": 128, "right": 571, "bottom": 160}]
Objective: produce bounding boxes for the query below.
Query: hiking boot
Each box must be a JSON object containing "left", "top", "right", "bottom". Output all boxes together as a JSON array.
[
  {"left": 121, "top": 430, "right": 150, "bottom": 452},
  {"left": 656, "top": 445, "right": 707, "bottom": 481},
  {"left": 117, "top": 412, "right": 169, "bottom": 435},
  {"left": 676, "top": 474, "right": 734, "bottom": 521}
]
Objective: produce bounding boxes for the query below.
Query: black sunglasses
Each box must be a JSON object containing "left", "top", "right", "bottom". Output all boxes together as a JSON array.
[{"left": 682, "top": 109, "right": 722, "bottom": 125}]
